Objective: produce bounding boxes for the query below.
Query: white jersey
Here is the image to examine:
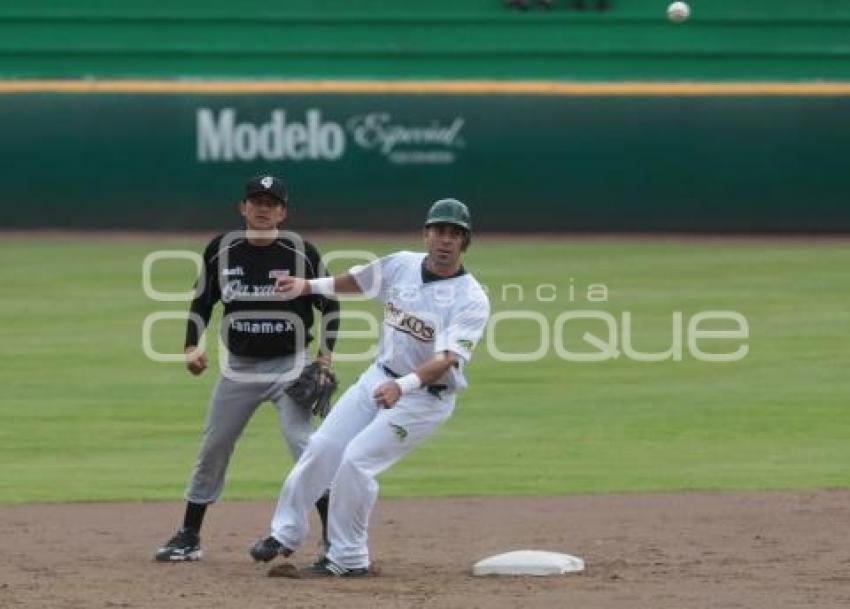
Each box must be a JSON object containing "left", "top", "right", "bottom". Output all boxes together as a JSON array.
[{"left": 349, "top": 251, "right": 490, "bottom": 391}]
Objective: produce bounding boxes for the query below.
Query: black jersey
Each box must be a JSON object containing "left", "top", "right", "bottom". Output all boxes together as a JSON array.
[{"left": 185, "top": 231, "right": 339, "bottom": 358}]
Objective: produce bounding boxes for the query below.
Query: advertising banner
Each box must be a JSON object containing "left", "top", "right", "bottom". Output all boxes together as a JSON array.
[{"left": 2, "top": 91, "right": 848, "bottom": 231}]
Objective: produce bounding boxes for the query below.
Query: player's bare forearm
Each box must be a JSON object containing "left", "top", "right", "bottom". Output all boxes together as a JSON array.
[
  {"left": 414, "top": 351, "right": 459, "bottom": 386},
  {"left": 372, "top": 352, "right": 458, "bottom": 408},
  {"left": 331, "top": 272, "right": 362, "bottom": 294}
]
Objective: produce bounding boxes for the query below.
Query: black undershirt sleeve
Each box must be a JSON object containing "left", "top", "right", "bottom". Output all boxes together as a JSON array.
[
  {"left": 184, "top": 239, "right": 221, "bottom": 349},
  {"left": 306, "top": 241, "right": 340, "bottom": 355},
  {"left": 314, "top": 294, "right": 340, "bottom": 354}
]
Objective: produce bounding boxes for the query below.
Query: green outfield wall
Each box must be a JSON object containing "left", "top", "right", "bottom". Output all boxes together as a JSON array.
[
  {"left": 1, "top": 1, "right": 849, "bottom": 231},
  {"left": 2, "top": 88, "right": 849, "bottom": 232}
]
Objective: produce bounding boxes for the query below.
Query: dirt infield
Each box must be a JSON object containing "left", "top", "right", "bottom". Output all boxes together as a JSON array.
[{"left": 1, "top": 491, "right": 848, "bottom": 609}]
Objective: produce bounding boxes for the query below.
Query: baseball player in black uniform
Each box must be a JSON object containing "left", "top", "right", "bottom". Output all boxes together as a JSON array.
[{"left": 154, "top": 175, "right": 339, "bottom": 562}]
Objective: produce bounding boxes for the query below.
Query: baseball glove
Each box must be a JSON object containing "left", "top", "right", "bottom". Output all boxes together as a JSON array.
[{"left": 285, "top": 361, "right": 339, "bottom": 418}]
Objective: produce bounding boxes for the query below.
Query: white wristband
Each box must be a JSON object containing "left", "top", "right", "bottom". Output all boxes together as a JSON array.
[
  {"left": 308, "top": 277, "right": 335, "bottom": 297},
  {"left": 394, "top": 373, "right": 422, "bottom": 394}
]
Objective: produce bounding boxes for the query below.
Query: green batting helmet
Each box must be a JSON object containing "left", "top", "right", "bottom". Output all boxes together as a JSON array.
[{"left": 424, "top": 198, "right": 472, "bottom": 232}]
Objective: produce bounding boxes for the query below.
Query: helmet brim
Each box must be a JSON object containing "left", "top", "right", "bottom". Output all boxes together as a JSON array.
[{"left": 425, "top": 217, "right": 471, "bottom": 231}]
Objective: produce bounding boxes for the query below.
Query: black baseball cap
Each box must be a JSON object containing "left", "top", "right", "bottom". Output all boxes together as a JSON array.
[{"left": 244, "top": 175, "right": 287, "bottom": 204}]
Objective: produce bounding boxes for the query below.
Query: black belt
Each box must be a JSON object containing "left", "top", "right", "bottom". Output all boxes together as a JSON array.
[{"left": 379, "top": 363, "right": 448, "bottom": 399}]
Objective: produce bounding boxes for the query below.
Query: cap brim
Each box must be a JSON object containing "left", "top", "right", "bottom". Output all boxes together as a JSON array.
[{"left": 245, "top": 190, "right": 286, "bottom": 203}]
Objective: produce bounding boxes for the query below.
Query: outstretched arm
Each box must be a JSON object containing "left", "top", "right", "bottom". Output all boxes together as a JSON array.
[{"left": 275, "top": 272, "right": 362, "bottom": 298}]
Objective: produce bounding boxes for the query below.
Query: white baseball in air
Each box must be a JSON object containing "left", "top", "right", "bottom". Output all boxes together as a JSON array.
[{"left": 667, "top": 1, "right": 690, "bottom": 23}]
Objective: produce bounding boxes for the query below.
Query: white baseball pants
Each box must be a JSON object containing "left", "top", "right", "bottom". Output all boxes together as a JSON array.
[{"left": 269, "top": 363, "right": 455, "bottom": 569}]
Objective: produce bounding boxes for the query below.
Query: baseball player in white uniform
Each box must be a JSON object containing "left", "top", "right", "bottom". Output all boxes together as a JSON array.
[{"left": 248, "top": 198, "right": 490, "bottom": 577}]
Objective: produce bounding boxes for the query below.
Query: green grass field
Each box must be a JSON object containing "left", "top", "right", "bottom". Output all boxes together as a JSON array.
[{"left": 1, "top": 234, "right": 848, "bottom": 504}]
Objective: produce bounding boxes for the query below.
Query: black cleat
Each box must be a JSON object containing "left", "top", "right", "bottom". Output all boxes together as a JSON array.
[
  {"left": 298, "top": 559, "right": 370, "bottom": 578},
  {"left": 312, "top": 538, "right": 331, "bottom": 569},
  {"left": 249, "top": 535, "right": 292, "bottom": 562},
  {"left": 154, "top": 527, "right": 202, "bottom": 562}
]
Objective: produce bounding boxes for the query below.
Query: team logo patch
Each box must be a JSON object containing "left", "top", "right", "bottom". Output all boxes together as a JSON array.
[
  {"left": 261, "top": 176, "right": 274, "bottom": 189},
  {"left": 389, "top": 422, "right": 408, "bottom": 441},
  {"left": 384, "top": 302, "right": 435, "bottom": 342},
  {"left": 268, "top": 269, "right": 290, "bottom": 279},
  {"left": 457, "top": 339, "right": 474, "bottom": 352}
]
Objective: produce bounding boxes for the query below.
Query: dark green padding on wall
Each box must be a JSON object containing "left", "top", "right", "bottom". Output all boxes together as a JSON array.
[
  {"left": 1, "top": 1, "right": 848, "bottom": 231},
  {"left": 2, "top": 92, "right": 847, "bottom": 231}
]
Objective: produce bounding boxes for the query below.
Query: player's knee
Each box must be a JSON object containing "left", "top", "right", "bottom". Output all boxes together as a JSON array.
[
  {"left": 197, "top": 439, "right": 235, "bottom": 468},
  {"left": 334, "top": 454, "right": 361, "bottom": 483},
  {"left": 283, "top": 430, "right": 311, "bottom": 460},
  {"left": 304, "top": 432, "right": 347, "bottom": 462},
  {"left": 336, "top": 445, "right": 373, "bottom": 480}
]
